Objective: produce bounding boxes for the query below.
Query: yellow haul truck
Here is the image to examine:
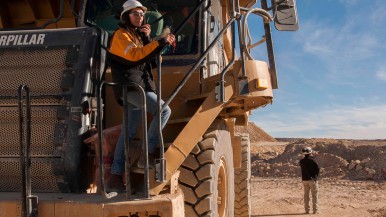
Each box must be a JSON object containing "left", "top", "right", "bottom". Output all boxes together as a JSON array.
[{"left": 0, "top": 0, "right": 298, "bottom": 216}]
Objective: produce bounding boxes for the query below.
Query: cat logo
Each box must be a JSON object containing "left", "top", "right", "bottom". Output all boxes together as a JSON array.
[{"left": 0, "top": 34, "right": 46, "bottom": 46}]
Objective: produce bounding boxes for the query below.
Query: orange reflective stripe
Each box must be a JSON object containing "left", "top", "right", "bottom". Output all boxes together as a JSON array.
[{"left": 108, "top": 28, "right": 159, "bottom": 63}]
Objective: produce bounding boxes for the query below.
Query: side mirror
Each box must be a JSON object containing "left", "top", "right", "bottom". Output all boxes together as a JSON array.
[{"left": 271, "top": 0, "right": 299, "bottom": 31}]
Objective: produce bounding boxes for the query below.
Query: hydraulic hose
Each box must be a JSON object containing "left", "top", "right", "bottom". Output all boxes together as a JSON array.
[{"left": 241, "top": 8, "right": 273, "bottom": 60}]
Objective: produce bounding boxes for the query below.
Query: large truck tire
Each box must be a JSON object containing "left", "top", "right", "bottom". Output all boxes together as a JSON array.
[
  {"left": 234, "top": 133, "right": 252, "bottom": 217},
  {"left": 179, "top": 119, "right": 235, "bottom": 216}
]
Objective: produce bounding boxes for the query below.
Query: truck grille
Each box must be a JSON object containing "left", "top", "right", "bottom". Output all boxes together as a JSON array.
[
  {"left": 0, "top": 107, "right": 59, "bottom": 157},
  {"left": 0, "top": 27, "right": 99, "bottom": 193},
  {"left": 0, "top": 158, "right": 59, "bottom": 192},
  {"left": 0, "top": 48, "right": 67, "bottom": 106},
  {"left": 0, "top": 47, "right": 67, "bottom": 192}
]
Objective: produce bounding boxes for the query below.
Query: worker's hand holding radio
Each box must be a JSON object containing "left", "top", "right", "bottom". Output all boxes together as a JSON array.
[{"left": 138, "top": 24, "right": 151, "bottom": 37}]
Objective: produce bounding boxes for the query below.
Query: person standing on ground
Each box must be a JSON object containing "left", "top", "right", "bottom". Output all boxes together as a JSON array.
[
  {"left": 107, "top": 0, "right": 175, "bottom": 191},
  {"left": 299, "top": 147, "right": 320, "bottom": 214}
]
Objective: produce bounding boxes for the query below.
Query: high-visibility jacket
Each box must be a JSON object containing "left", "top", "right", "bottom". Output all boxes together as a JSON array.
[{"left": 107, "top": 25, "right": 166, "bottom": 103}]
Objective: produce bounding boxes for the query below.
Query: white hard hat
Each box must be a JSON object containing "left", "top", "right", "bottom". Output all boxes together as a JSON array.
[
  {"left": 302, "top": 147, "right": 313, "bottom": 155},
  {"left": 121, "top": 0, "right": 147, "bottom": 21}
]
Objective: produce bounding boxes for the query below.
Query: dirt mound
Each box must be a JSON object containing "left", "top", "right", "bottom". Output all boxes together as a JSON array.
[
  {"left": 235, "top": 122, "right": 276, "bottom": 143},
  {"left": 251, "top": 138, "right": 386, "bottom": 181}
]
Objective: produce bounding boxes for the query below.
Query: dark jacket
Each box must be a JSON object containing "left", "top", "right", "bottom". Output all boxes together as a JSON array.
[
  {"left": 299, "top": 155, "right": 320, "bottom": 181},
  {"left": 107, "top": 24, "right": 166, "bottom": 104}
]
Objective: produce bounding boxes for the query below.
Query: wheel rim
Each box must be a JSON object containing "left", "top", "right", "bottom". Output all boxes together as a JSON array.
[{"left": 217, "top": 156, "right": 228, "bottom": 217}]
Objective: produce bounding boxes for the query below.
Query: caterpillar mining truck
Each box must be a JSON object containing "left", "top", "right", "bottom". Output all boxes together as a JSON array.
[{"left": 0, "top": 0, "right": 298, "bottom": 216}]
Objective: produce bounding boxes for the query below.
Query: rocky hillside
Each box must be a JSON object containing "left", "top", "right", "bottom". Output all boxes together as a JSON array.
[
  {"left": 235, "top": 122, "right": 276, "bottom": 143},
  {"left": 251, "top": 138, "right": 386, "bottom": 181}
]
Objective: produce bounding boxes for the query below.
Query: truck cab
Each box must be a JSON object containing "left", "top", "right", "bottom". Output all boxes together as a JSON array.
[{"left": 0, "top": 0, "right": 298, "bottom": 216}]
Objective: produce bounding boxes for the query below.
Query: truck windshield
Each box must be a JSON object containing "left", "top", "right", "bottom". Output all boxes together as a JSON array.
[{"left": 85, "top": 0, "right": 198, "bottom": 55}]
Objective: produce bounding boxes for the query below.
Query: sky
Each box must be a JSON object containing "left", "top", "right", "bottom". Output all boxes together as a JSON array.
[{"left": 248, "top": 0, "right": 386, "bottom": 139}]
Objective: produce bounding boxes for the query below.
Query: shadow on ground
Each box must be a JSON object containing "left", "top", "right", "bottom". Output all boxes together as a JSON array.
[{"left": 252, "top": 213, "right": 307, "bottom": 216}]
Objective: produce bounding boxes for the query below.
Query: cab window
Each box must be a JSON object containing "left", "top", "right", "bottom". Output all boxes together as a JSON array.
[{"left": 85, "top": 0, "right": 199, "bottom": 55}]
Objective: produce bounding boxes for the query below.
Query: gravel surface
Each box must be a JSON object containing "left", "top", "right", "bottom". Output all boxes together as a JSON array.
[{"left": 249, "top": 138, "right": 386, "bottom": 217}]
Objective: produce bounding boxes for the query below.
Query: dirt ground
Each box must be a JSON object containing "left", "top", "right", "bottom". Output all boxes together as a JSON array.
[{"left": 249, "top": 139, "right": 386, "bottom": 217}]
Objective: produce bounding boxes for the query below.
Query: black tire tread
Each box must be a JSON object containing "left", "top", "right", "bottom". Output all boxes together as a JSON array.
[
  {"left": 179, "top": 119, "right": 234, "bottom": 216},
  {"left": 234, "top": 133, "right": 252, "bottom": 217}
]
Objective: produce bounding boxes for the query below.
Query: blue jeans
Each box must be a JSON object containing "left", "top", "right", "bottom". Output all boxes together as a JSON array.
[{"left": 111, "top": 91, "right": 171, "bottom": 175}]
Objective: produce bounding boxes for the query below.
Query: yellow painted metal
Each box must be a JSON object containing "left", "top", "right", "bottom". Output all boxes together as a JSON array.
[
  {"left": 235, "top": 112, "right": 249, "bottom": 126},
  {"left": 220, "top": 0, "right": 233, "bottom": 63},
  {"left": 234, "top": 60, "right": 273, "bottom": 98},
  {"left": 150, "top": 77, "right": 235, "bottom": 195},
  {"left": 232, "top": 135, "right": 242, "bottom": 169},
  {"left": 256, "top": 78, "right": 269, "bottom": 90},
  {"left": 240, "top": 0, "right": 257, "bottom": 7},
  {"left": 2, "top": 0, "right": 76, "bottom": 29},
  {"left": 103, "top": 193, "right": 184, "bottom": 217},
  {"left": 217, "top": 155, "right": 228, "bottom": 217},
  {"left": 0, "top": 190, "right": 184, "bottom": 217},
  {"left": 0, "top": 201, "right": 21, "bottom": 217},
  {"left": 226, "top": 118, "right": 242, "bottom": 169},
  {"left": 48, "top": 203, "right": 102, "bottom": 217}
]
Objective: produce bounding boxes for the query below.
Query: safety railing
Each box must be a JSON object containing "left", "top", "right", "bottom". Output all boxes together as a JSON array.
[
  {"left": 155, "top": 55, "right": 166, "bottom": 183},
  {"left": 18, "top": 85, "right": 38, "bottom": 217},
  {"left": 159, "top": 0, "right": 276, "bottom": 106},
  {"left": 96, "top": 81, "right": 150, "bottom": 200},
  {"left": 161, "top": 0, "right": 238, "bottom": 109},
  {"left": 150, "top": 0, "right": 238, "bottom": 185}
]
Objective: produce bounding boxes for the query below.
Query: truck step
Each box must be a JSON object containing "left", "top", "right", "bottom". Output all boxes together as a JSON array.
[
  {"left": 131, "top": 167, "right": 146, "bottom": 174},
  {"left": 167, "top": 117, "right": 192, "bottom": 124},
  {"left": 185, "top": 93, "right": 209, "bottom": 102}
]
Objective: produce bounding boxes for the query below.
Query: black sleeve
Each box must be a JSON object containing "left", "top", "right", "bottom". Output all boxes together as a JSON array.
[
  {"left": 314, "top": 161, "right": 320, "bottom": 176},
  {"left": 142, "top": 35, "right": 152, "bottom": 45},
  {"left": 311, "top": 160, "right": 320, "bottom": 176}
]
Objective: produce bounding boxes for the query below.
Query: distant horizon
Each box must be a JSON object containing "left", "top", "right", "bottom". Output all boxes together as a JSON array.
[
  {"left": 249, "top": 121, "right": 386, "bottom": 141},
  {"left": 273, "top": 137, "right": 386, "bottom": 141}
]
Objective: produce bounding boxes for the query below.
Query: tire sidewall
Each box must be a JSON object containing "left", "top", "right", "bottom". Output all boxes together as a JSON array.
[{"left": 213, "top": 128, "right": 235, "bottom": 217}]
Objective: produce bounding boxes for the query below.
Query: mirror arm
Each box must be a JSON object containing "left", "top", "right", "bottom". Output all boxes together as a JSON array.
[{"left": 240, "top": 6, "right": 273, "bottom": 22}]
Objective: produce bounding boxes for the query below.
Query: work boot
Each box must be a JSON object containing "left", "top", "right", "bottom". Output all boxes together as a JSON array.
[
  {"left": 137, "top": 153, "right": 155, "bottom": 169},
  {"left": 108, "top": 174, "right": 125, "bottom": 192}
]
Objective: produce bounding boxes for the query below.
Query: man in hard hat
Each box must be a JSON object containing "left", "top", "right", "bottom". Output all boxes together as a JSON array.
[
  {"left": 107, "top": 0, "right": 175, "bottom": 191},
  {"left": 299, "top": 147, "right": 320, "bottom": 214}
]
